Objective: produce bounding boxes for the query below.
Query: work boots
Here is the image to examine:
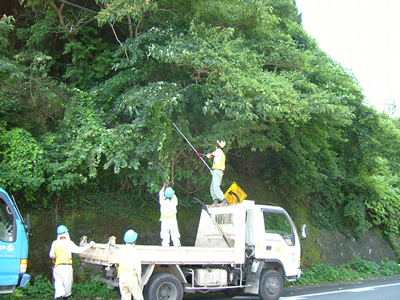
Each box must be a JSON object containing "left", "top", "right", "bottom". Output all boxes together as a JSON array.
[
  {"left": 211, "top": 198, "right": 228, "bottom": 206},
  {"left": 220, "top": 198, "right": 228, "bottom": 206}
]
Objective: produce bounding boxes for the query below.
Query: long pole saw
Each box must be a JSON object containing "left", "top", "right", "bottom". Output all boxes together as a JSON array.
[{"left": 172, "top": 122, "right": 212, "bottom": 172}]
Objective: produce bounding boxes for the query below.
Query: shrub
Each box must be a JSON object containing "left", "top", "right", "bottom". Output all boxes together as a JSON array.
[
  {"left": 293, "top": 258, "right": 400, "bottom": 286},
  {"left": 11, "top": 274, "right": 53, "bottom": 299},
  {"left": 379, "top": 258, "right": 400, "bottom": 277},
  {"left": 9, "top": 275, "right": 119, "bottom": 299},
  {"left": 348, "top": 257, "right": 380, "bottom": 277},
  {"left": 296, "top": 263, "right": 340, "bottom": 284}
]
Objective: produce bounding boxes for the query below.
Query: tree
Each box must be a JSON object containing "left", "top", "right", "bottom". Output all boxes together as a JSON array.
[
  {"left": 96, "top": 0, "right": 158, "bottom": 39},
  {"left": 2, "top": 0, "right": 400, "bottom": 244}
]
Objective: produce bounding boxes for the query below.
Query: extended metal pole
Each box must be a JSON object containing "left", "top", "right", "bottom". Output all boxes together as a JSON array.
[{"left": 172, "top": 122, "right": 212, "bottom": 172}]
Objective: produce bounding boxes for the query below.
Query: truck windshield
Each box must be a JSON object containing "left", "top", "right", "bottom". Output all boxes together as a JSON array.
[
  {"left": 0, "top": 198, "right": 15, "bottom": 243},
  {"left": 263, "top": 212, "right": 294, "bottom": 246}
]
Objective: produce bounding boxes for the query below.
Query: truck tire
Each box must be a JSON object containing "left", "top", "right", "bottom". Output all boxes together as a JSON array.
[
  {"left": 144, "top": 272, "right": 183, "bottom": 300},
  {"left": 258, "top": 270, "right": 283, "bottom": 300}
]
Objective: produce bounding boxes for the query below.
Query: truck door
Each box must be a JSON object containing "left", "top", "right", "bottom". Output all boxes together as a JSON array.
[
  {"left": 255, "top": 208, "right": 300, "bottom": 278},
  {"left": 0, "top": 190, "right": 23, "bottom": 293}
]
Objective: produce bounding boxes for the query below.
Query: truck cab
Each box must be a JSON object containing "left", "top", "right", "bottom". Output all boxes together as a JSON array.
[
  {"left": 0, "top": 188, "right": 31, "bottom": 294},
  {"left": 195, "top": 200, "right": 305, "bottom": 298}
]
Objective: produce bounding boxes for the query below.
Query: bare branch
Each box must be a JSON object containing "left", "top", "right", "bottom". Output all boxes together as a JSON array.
[{"left": 110, "top": 22, "right": 130, "bottom": 61}]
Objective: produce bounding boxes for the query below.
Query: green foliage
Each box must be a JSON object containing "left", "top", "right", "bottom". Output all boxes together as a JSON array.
[
  {"left": 343, "top": 194, "right": 372, "bottom": 235},
  {"left": 9, "top": 275, "right": 119, "bottom": 299},
  {"left": 191, "top": 0, "right": 279, "bottom": 37},
  {"left": 294, "top": 258, "right": 400, "bottom": 286},
  {"left": 296, "top": 263, "right": 342, "bottom": 284},
  {"left": 71, "top": 277, "right": 119, "bottom": 299},
  {"left": 0, "top": 45, "right": 70, "bottom": 133},
  {"left": 0, "top": 15, "right": 15, "bottom": 53},
  {"left": 62, "top": 26, "right": 118, "bottom": 89},
  {"left": 309, "top": 199, "right": 342, "bottom": 231},
  {"left": 379, "top": 258, "right": 400, "bottom": 277},
  {"left": 147, "top": 21, "right": 311, "bottom": 125},
  {"left": 0, "top": 128, "right": 46, "bottom": 201},
  {"left": 348, "top": 256, "right": 380, "bottom": 277},
  {"left": 16, "top": 14, "right": 54, "bottom": 49},
  {"left": 96, "top": 0, "right": 158, "bottom": 27},
  {"left": 10, "top": 274, "right": 53, "bottom": 299},
  {"left": 2, "top": 0, "right": 400, "bottom": 248}
]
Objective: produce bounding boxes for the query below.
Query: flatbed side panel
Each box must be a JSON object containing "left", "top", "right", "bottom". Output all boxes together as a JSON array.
[
  {"left": 137, "top": 246, "right": 236, "bottom": 264},
  {"left": 79, "top": 241, "right": 237, "bottom": 266}
]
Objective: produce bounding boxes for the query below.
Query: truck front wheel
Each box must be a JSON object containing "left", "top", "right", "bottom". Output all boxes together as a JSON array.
[
  {"left": 258, "top": 270, "right": 283, "bottom": 300},
  {"left": 144, "top": 272, "right": 183, "bottom": 300}
]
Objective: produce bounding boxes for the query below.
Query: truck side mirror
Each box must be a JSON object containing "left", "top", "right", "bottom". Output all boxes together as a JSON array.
[
  {"left": 24, "top": 214, "right": 31, "bottom": 233},
  {"left": 301, "top": 224, "right": 307, "bottom": 238}
]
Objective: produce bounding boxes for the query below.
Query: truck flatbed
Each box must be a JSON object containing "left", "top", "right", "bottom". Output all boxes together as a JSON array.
[
  {"left": 78, "top": 200, "right": 306, "bottom": 300},
  {"left": 80, "top": 202, "right": 250, "bottom": 267}
]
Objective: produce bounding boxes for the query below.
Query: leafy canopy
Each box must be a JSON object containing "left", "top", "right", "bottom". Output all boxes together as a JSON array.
[{"left": 2, "top": 0, "right": 400, "bottom": 244}]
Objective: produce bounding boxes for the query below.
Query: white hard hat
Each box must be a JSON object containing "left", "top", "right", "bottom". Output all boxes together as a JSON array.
[{"left": 217, "top": 140, "right": 226, "bottom": 148}]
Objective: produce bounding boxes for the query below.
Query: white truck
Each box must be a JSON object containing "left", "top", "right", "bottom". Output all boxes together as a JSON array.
[{"left": 79, "top": 199, "right": 307, "bottom": 300}]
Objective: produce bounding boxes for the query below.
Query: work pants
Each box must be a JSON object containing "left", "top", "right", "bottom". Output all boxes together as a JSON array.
[
  {"left": 160, "top": 217, "right": 181, "bottom": 246},
  {"left": 53, "top": 265, "right": 72, "bottom": 299},
  {"left": 210, "top": 169, "right": 224, "bottom": 200},
  {"left": 119, "top": 275, "right": 143, "bottom": 300}
]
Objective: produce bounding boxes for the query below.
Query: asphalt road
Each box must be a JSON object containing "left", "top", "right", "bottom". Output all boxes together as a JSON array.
[{"left": 183, "top": 276, "right": 400, "bottom": 300}]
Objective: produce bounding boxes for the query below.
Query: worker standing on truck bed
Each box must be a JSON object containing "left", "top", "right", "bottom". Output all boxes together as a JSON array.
[
  {"left": 117, "top": 229, "right": 143, "bottom": 300},
  {"left": 49, "top": 225, "right": 95, "bottom": 300},
  {"left": 206, "top": 140, "right": 228, "bottom": 206},
  {"left": 159, "top": 183, "right": 181, "bottom": 247}
]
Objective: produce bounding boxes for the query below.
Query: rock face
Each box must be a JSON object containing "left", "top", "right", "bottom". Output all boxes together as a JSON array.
[{"left": 301, "top": 227, "right": 398, "bottom": 267}]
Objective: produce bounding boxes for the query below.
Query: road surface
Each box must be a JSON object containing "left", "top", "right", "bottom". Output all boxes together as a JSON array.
[{"left": 183, "top": 276, "right": 400, "bottom": 300}]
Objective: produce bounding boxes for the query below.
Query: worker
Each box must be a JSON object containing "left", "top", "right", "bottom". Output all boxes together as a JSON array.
[
  {"left": 159, "top": 183, "right": 181, "bottom": 247},
  {"left": 117, "top": 229, "right": 143, "bottom": 300},
  {"left": 206, "top": 140, "right": 228, "bottom": 206},
  {"left": 49, "top": 225, "right": 95, "bottom": 300}
]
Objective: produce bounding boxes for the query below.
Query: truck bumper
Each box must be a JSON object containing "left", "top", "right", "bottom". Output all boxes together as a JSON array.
[
  {"left": 19, "top": 274, "right": 30, "bottom": 288},
  {"left": 297, "top": 268, "right": 302, "bottom": 278}
]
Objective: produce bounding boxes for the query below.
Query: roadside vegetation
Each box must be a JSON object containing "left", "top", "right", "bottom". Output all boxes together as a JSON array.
[
  {"left": 293, "top": 257, "right": 400, "bottom": 286},
  {"left": 4, "top": 257, "right": 400, "bottom": 299}
]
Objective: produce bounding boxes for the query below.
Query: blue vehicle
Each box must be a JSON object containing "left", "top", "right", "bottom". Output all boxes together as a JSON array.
[{"left": 0, "top": 188, "right": 31, "bottom": 294}]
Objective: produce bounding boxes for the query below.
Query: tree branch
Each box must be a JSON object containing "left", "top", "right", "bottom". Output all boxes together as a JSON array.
[{"left": 110, "top": 22, "right": 129, "bottom": 61}]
